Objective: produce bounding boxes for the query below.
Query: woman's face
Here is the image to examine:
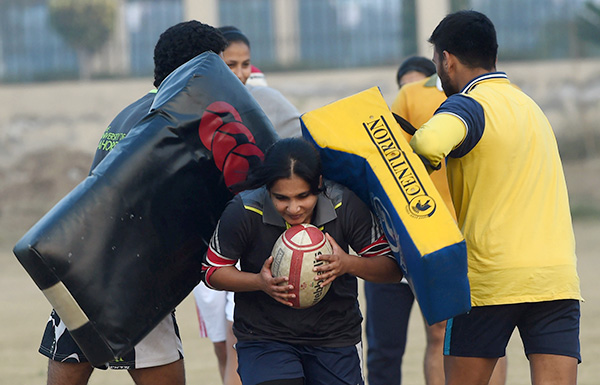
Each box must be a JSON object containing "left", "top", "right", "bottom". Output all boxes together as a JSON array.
[
  {"left": 223, "top": 41, "right": 251, "bottom": 85},
  {"left": 269, "top": 174, "right": 319, "bottom": 226},
  {"left": 398, "top": 70, "right": 427, "bottom": 88}
]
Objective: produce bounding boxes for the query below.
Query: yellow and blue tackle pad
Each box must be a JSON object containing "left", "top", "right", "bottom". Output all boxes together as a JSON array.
[{"left": 301, "top": 87, "right": 470, "bottom": 324}]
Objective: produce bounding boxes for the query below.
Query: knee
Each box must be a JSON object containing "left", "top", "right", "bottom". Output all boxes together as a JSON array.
[
  {"left": 213, "top": 341, "right": 228, "bottom": 365},
  {"left": 129, "top": 359, "right": 186, "bottom": 385},
  {"left": 47, "top": 360, "right": 94, "bottom": 385},
  {"left": 425, "top": 321, "right": 446, "bottom": 346}
]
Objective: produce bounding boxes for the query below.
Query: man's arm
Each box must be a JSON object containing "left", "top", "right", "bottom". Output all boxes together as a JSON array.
[{"left": 409, "top": 113, "right": 466, "bottom": 172}]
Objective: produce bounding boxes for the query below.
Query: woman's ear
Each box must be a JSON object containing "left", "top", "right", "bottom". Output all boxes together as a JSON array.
[{"left": 318, "top": 175, "right": 323, "bottom": 189}]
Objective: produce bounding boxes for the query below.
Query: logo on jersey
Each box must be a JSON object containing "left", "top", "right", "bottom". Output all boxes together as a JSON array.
[
  {"left": 97, "top": 126, "right": 127, "bottom": 152},
  {"left": 363, "top": 115, "right": 436, "bottom": 218}
]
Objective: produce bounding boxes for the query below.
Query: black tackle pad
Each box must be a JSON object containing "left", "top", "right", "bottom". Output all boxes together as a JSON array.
[{"left": 13, "top": 52, "right": 278, "bottom": 367}]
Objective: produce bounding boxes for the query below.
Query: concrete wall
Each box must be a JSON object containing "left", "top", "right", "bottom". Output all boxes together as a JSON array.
[
  {"left": 500, "top": 59, "right": 600, "bottom": 139},
  {"left": 498, "top": 58, "right": 600, "bottom": 159},
  {"left": 177, "top": 0, "right": 599, "bottom": 145},
  {"left": 183, "top": 0, "right": 219, "bottom": 26},
  {"left": 415, "top": 0, "right": 450, "bottom": 58},
  {"left": 1, "top": 59, "right": 599, "bottom": 171},
  {"left": 266, "top": 58, "right": 600, "bottom": 139}
]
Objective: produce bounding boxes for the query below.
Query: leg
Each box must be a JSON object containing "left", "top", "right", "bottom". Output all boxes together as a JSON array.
[
  {"left": 488, "top": 356, "right": 507, "bottom": 385},
  {"left": 213, "top": 341, "right": 228, "bottom": 381},
  {"left": 224, "top": 321, "right": 242, "bottom": 385},
  {"left": 425, "top": 320, "right": 507, "bottom": 385},
  {"left": 443, "top": 305, "right": 518, "bottom": 385},
  {"left": 444, "top": 356, "right": 498, "bottom": 385},
  {"left": 192, "top": 282, "right": 229, "bottom": 381},
  {"left": 128, "top": 359, "right": 186, "bottom": 385},
  {"left": 364, "top": 281, "right": 414, "bottom": 385},
  {"left": 301, "top": 343, "right": 364, "bottom": 385},
  {"left": 120, "top": 312, "right": 185, "bottom": 384},
  {"left": 42, "top": 310, "right": 94, "bottom": 385},
  {"left": 519, "top": 300, "right": 580, "bottom": 385},
  {"left": 47, "top": 360, "right": 94, "bottom": 385},
  {"left": 529, "top": 354, "right": 577, "bottom": 385},
  {"left": 236, "top": 340, "right": 304, "bottom": 385},
  {"left": 423, "top": 320, "right": 446, "bottom": 385}
]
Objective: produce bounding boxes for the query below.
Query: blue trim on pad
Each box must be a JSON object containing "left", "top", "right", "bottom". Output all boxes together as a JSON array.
[{"left": 303, "top": 125, "right": 471, "bottom": 324}]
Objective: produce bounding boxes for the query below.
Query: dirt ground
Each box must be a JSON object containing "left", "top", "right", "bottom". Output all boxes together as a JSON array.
[
  {"left": 1, "top": 221, "right": 599, "bottom": 385},
  {"left": 0, "top": 72, "right": 598, "bottom": 384}
]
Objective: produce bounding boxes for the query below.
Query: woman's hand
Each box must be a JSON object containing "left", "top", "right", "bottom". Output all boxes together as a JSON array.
[
  {"left": 259, "top": 256, "right": 297, "bottom": 307},
  {"left": 312, "top": 233, "right": 352, "bottom": 287},
  {"left": 313, "top": 233, "right": 403, "bottom": 285}
]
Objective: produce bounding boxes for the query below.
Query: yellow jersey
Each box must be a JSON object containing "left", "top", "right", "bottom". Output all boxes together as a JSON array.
[{"left": 410, "top": 72, "right": 581, "bottom": 306}]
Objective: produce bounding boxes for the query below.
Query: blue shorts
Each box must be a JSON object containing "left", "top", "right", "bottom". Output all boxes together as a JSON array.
[
  {"left": 236, "top": 340, "right": 364, "bottom": 385},
  {"left": 444, "top": 299, "right": 580, "bottom": 362}
]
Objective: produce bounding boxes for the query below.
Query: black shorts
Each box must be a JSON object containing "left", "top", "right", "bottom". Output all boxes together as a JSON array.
[
  {"left": 39, "top": 309, "right": 184, "bottom": 369},
  {"left": 444, "top": 299, "right": 581, "bottom": 362}
]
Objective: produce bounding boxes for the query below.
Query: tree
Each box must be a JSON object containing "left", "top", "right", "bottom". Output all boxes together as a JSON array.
[{"left": 48, "top": 0, "right": 118, "bottom": 80}]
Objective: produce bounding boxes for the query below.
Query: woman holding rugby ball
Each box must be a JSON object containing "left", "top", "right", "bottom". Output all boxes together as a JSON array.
[
  {"left": 202, "top": 138, "right": 402, "bottom": 385},
  {"left": 192, "top": 26, "right": 301, "bottom": 385}
]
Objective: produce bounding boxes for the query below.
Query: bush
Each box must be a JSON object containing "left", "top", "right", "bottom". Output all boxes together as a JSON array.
[{"left": 48, "top": 0, "right": 117, "bottom": 55}]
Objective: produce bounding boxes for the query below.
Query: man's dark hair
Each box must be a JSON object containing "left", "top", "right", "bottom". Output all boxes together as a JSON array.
[
  {"left": 428, "top": 10, "right": 498, "bottom": 71},
  {"left": 153, "top": 20, "right": 228, "bottom": 87}
]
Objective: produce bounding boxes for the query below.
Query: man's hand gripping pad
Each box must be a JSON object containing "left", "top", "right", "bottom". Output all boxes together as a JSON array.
[
  {"left": 301, "top": 87, "right": 470, "bottom": 325},
  {"left": 12, "top": 52, "right": 278, "bottom": 367}
]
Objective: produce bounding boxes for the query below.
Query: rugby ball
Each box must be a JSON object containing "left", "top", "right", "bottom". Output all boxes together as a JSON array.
[{"left": 271, "top": 224, "right": 332, "bottom": 308}]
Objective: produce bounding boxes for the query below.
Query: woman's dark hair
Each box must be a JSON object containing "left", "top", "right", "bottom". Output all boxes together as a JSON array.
[
  {"left": 218, "top": 26, "right": 251, "bottom": 48},
  {"left": 153, "top": 21, "right": 228, "bottom": 88},
  {"left": 428, "top": 10, "right": 497, "bottom": 71},
  {"left": 236, "top": 138, "right": 323, "bottom": 194},
  {"left": 396, "top": 56, "right": 436, "bottom": 87}
]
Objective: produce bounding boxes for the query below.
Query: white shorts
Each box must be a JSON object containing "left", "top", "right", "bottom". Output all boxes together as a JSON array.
[
  {"left": 40, "top": 310, "right": 183, "bottom": 369},
  {"left": 192, "top": 282, "right": 234, "bottom": 342},
  {"left": 125, "top": 313, "right": 184, "bottom": 369}
]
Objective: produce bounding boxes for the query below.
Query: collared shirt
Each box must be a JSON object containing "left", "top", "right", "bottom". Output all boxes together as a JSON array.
[
  {"left": 248, "top": 182, "right": 340, "bottom": 229},
  {"left": 203, "top": 180, "right": 392, "bottom": 346},
  {"left": 410, "top": 72, "right": 581, "bottom": 306}
]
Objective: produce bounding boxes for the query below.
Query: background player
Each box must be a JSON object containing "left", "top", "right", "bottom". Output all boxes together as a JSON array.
[{"left": 38, "top": 20, "right": 228, "bottom": 385}]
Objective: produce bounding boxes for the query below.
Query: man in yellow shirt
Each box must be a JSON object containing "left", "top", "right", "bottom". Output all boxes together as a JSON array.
[
  {"left": 395, "top": 65, "right": 508, "bottom": 385},
  {"left": 411, "top": 10, "right": 581, "bottom": 385},
  {"left": 365, "top": 57, "right": 506, "bottom": 385}
]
